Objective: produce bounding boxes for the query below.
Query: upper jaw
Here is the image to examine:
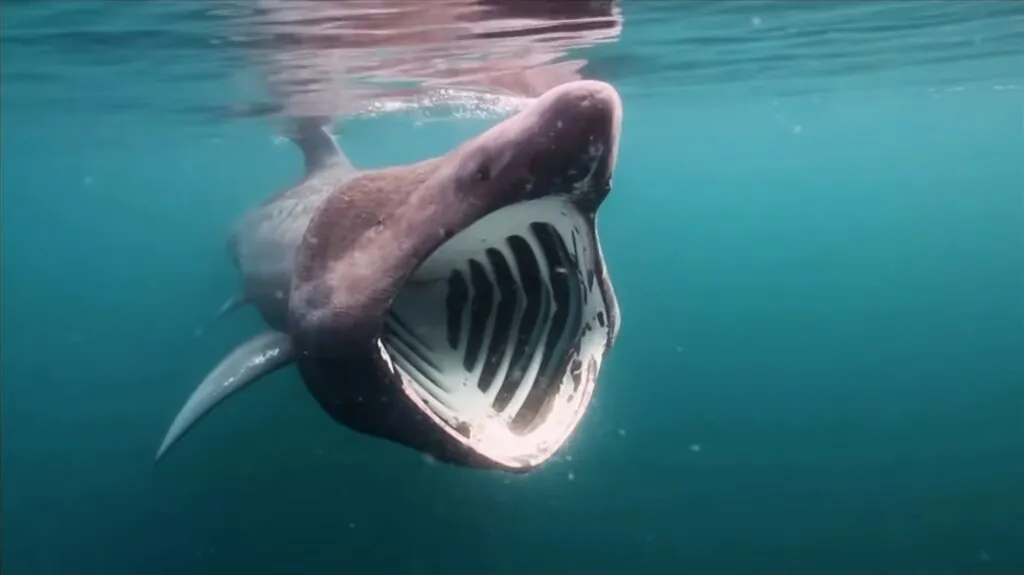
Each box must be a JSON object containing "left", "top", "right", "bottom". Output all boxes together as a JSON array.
[
  {"left": 530, "top": 80, "right": 622, "bottom": 189},
  {"left": 461, "top": 79, "right": 623, "bottom": 212}
]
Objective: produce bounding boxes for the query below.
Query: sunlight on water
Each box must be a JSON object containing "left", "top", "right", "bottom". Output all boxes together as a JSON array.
[{"left": 356, "top": 88, "right": 531, "bottom": 121}]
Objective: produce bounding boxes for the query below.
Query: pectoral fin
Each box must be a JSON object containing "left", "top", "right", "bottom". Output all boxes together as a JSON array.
[
  {"left": 155, "top": 330, "right": 294, "bottom": 463},
  {"left": 214, "top": 293, "right": 248, "bottom": 320}
]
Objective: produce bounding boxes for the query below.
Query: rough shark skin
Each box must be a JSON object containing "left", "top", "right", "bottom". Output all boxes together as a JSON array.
[{"left": 156, "top": 79, "right": 623, "bottom": 473}]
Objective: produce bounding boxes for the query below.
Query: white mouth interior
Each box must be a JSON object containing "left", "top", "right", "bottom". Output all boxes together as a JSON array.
[{"left": 381, "top": 196, "right": 611, "bottom": 467}]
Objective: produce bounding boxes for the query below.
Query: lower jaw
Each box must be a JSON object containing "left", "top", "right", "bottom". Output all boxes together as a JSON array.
[{"left": 384, "top": 344, "right": 598, "bottom": 470}]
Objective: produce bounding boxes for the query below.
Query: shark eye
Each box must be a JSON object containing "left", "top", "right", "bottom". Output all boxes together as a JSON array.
[{"left": 475, "top": 164, "right": 491, "bottom": 182}]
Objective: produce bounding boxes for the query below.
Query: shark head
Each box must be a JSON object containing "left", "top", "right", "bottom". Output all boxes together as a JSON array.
[{"left": 289, "top": 80, "right": 623, "bottom": 471}]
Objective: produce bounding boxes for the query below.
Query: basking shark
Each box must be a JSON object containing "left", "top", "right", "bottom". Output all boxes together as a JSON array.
[{"left": 156, "top": 79, "right": 623, "bottom": 472}]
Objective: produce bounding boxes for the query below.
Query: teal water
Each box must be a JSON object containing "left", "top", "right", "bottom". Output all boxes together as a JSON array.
[{"left": 3, "top": 2, "right": 1024, "bottom": 574}]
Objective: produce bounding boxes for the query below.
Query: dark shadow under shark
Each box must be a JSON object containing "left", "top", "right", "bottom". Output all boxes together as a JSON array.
[{"left": 156, "top": 79, "right": 623, "bottom": 472}]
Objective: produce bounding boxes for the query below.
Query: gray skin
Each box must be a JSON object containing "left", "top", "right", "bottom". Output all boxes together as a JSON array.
[
  {"left": 156, "top": 80, "right": 623, "bottom": 472},
  {"left": 230, "top": 119, "right": 361, "bottom": 331}
]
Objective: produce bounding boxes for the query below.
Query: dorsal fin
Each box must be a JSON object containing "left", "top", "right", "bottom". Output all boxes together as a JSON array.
[{"left": 288, "top": 116, "right": 354, "bottom": 177}]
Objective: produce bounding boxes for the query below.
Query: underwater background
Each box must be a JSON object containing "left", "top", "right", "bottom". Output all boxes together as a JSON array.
[{"left": 2, "top": 1, "right": 1023, "bottom": 574}]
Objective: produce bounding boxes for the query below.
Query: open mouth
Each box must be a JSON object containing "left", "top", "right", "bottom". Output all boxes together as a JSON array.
[{"left": 380, "top": 196, "right": 611, "bottom": 468}]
